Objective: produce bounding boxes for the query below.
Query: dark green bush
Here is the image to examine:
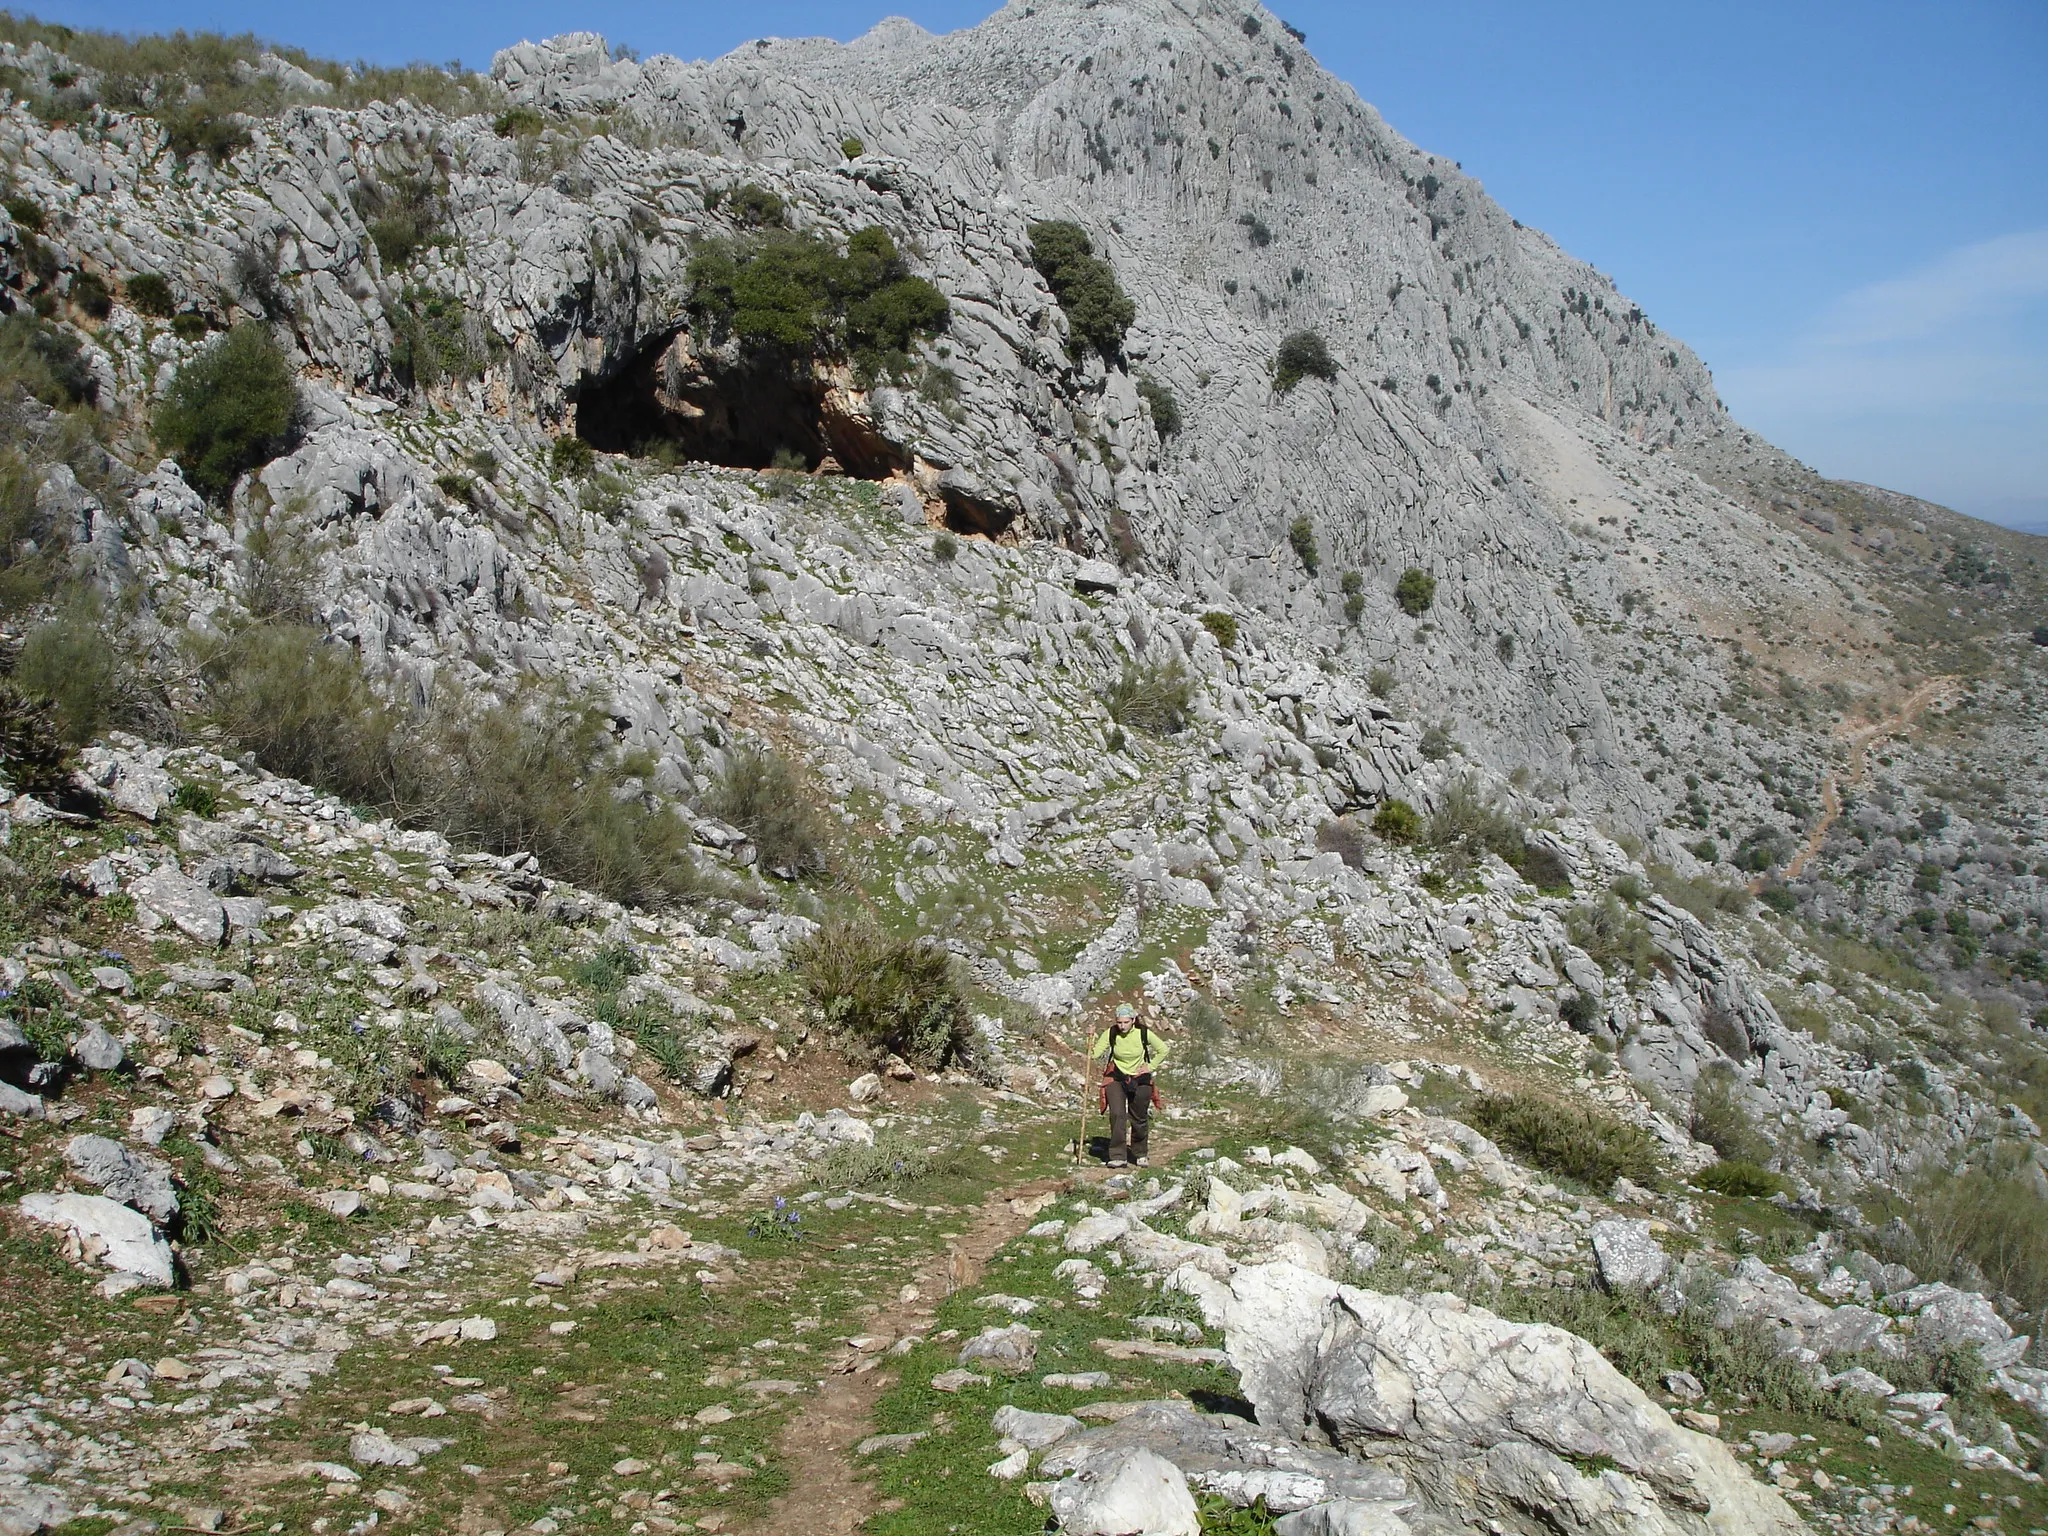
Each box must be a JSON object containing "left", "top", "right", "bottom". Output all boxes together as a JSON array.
[
  {"left": 161, "top": 100, "right": 252, "bottom": 162},
  {"left": 125, "top": 272, "right": 175, "bottom": 317},
  {"left": 0, "top": 310, "right": 97, "bottom": 408},
  {"left": 793, "top": 916, "right": 973, "bottom": 1069},
  {"left": 195, "top": 624, "right": 703, "bottom": 908},
  {"left": 1287, "top": 514, "right": 1319, "bottom": 575},
  {"left": 1559, "top": 989, "right": 1601, "bottom": 1033},
  {"left": 550, "top": 435, "right": 595, "bottom": 476},
  {"left": 362, "top": 170, "right": 446, "bottom": 269},
  {"left": 705, "top": 743, "right": 832, "bottom": 880},
  {"left": 493, "top": 107, "right": 545, "bottom": 138},
  {"left": 1469, "top": 1091, "right": 1662, "bottom": 1189},
  {"left": 687, "top": 224, "right": 947, "bottom": 381},
  {"left": 932, "top": 532, "right": 958, "bottom": 562},
  {"left": 3, "top": 195, "right": 44, "bottom": 232},
  {"left": 390, "top": 287, "right": 489, "bottom": 390},
  {"left": 1567, "top": 893, "right": 1660, "bottom": 979},
  {"left": 13, "top": 597, "right": 124, "bottom": 747},
  {"left": 1272, "top": 329, "right": 1336, "bottom": 392},
  {"left": 0, "top": 451, "right": 63, "bottom": 617},
  {"left": 1136, "top": 372, "right": 1181, "bottom": 436},
  {"left": 1371, "top": 798, "right": 1421, "bottom": 844},
  {"left": 170, "top": 779, "right": 217, "bottom": 817},
  {"left": 725, "top": 183, "right": 787, "bottom": 227},
  {"left": 839, "top": 135, "right": 864, "bottom": 160},
  {"left": 154, "top": 322, "right": 298, "bottom": 498},
  {"left": 70, "top": 270, "right": 111, "bottom": 319},
  {"left": 1394, "top": 566, "right": 1436, "bottom": 616},
  {"left": 1027, "top": 220, "right": 1135, "bottom": 360},
  {"left": 1199, "top": 611, "right": 1238, "bottom": 650},
  {"left": 170, "top": 312, "right": 209, "bottom": 342},
  {"left": 1696, "top": 1159, "right": 1783, "bottom": 1197},
  {"left": 1104, "top": 657, "right": 1193, "bottom": 735},
  {"left": 0, "top": 679, "right": 71, "bottom": 796},
  {"left": 1341, "top": 569, "right": 1365, "bottom": 625}
]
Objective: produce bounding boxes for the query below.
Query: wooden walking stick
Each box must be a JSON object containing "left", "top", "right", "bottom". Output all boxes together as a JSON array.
[{"left": 1074, "top": 1020, "right": 1092, "bottom": 1164}]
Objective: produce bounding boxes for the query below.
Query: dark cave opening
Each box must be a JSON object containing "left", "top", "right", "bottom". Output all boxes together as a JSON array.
[{"left": 573, "top": 331, "right": 909, "bottom": 479}]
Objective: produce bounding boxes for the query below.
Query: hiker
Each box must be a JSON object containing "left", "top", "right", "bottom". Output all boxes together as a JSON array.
[{"left": 1090, "top": 1002, "right": 1170, "bottom": 1167}]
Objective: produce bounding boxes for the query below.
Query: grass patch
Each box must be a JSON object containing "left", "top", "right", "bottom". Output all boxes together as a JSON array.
[{"left": 1468, "top": 1091, "right": 1662, "bottom": 1190}]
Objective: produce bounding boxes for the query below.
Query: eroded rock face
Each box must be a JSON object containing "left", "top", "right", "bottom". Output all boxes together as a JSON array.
[{"left": 1194, "top": 1261, "right": 1805, "bottom": 1536}]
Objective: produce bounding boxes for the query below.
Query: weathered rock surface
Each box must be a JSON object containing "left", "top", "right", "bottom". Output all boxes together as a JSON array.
[
  {"left": 1193, "top": 1261, "right": 1805, "bottom": 1536},
  {"left": 16, "top": 1192, "right": 175, "bottom": 1288}
]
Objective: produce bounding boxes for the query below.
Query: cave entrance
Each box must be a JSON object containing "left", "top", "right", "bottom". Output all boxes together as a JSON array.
[{"left": 573, "top": 331, "right": 908, "bottom": 479}]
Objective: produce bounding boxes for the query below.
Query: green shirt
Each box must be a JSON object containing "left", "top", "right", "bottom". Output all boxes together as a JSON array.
[{"left": 1090, "top": 1025, "right": 1169, "bottom": 1076}]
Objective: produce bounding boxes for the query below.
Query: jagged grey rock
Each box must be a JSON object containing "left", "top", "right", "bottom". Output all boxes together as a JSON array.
[
  {"left": 1191, "top": 1261, "right": 1805, "bottom": 1536},
  {"left": 17, "top": 1192, "right": 176, "bottom": 1288},
  {"left": 1591, "top": 1218, "right": 1669, "bottom": 1291},
  {"left": 1046, "top": 1446, "right": 1201, "bottom": 1536},
  {"left": 129, "top": 868, "right": 226, "bottom": 946},
  {"left": 63, "top": 1135, "right": 178, "bottom": 1223}
]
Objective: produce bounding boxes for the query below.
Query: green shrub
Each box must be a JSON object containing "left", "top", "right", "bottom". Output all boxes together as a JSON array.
[
  {"left": 1893, "top": 1162, "right": 2048, "bottom": 1319},
  {"left": 0, "top": 679, "right": 71, "bottom": 796},
  {"left": 494, "top": 107, "right": 545, "bottom": 138},
  {"left": 390, "top": 286, "right": 489, "bottom": 390},
  {"left": 1394, "top": 566, "right": 1436, "bottom": 616},
  {"left": 706, "top": 743, "right": 832, "bottom": 879},
  {"left": 1341, "top": 569, "right": 1364, "bottom": 625},
  {"left": 0, "top": 310, "right": 97, "bottom": 408},
  {"left": 932, "top": 531, "right": 958, "bottom": 562},
  {"left": 170, "top": 779, "right": 218, "bottom": 817},
  {"left": 1272, "top": 329, "right": 1336, "bottom": 393},
  {"left": 1757, "top": 884, "right": 1797, "bottom": 915},
  {"left": 687, "top": 224, "right": 948, "bottom": 380},
  {"left": 1469, "top": 1091, "right": 1662, "bottom": 1189},
  {"left": 725, "top": 183, "right": 787, "bottom": 227},
  {"left": 154, "top": 322, "right": 298, "bottom": 498},
  {"left": 170, "top": 312, "right": 209, "bottom": 342},
  {"left": 1104, "top": 657, "right": 1193, "bottom": 735},
  {"left": 793, "top": 916, "right": 973, "bottom": 1069},
  {"left": 1367, "top": 665, "right": 1395, "bottom": 698},
  {"left": 1688, "top": 1068, "right": 1767, "bottom": 1161},
  {"left": 0, "top": 453, "right": 64, "bottom": 618},
  {"left": 1027, "top": 220, "right": 1135, "bottom": 360},
  {"left": 161, "top": 100, "right": 252, "bottom": 162},
  {"left": 1371, "top": 798, "right": 1421, "bottom": 844},
  {"left": 550, "top": 435, "right": 595, "bottom": 476},
  {"left": 1287, "top": 513, "right": 1319, "bottom": 575},
  {"left": 3, "top": 195, "right": 44, "bottom": 233},
  {"left": 125, "top": 272, "right": 175, "bottom": 317},
  {"left": 1696, "top": 1159, "right": 1783, "bottom": 1197},
  {"left": 362, "top": 170, "right": 446, "bottom": 269},
  {"left": 1419, "top": 722, "right": 1454, "bottom": 761},
  {"left": 1136, "top": 372, "right": 1181, "bottom": 436},
  {"left": 429, "top": 687, "right": 702, "bottom": 909},
  {"left": 839, "top": 134, "right": 864, "bottom": 159},
  {"left": 1199, "top": 610, "right": 1238, "bottom": 650},
  {"left": 1567, "top": 894, "right": 1659, "bottom": 979},
  {"left": 1424, "top": 776, "right": 1528, "bottom": 877},
  {"left": 70, "top": 270, "right": 112, "bottom": 319},
  {"left": 1559, "top": 989, "right": 1601, "bottom": 1033},
  {"left": 195, "top": 624, "right": 702, "bottom": 907},
  {"left": 13, "top": 597, "right": 125, "bottom": 747}
]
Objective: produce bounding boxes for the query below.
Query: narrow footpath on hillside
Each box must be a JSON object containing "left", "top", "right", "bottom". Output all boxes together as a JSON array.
[{"left": 1766, "top": 675, "right": 1958, "bottom": 890}]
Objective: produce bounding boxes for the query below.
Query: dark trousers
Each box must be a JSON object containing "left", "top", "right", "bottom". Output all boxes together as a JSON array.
[{"left": 1105, "top": 1074, "right": 1152, "bottom": 1162}]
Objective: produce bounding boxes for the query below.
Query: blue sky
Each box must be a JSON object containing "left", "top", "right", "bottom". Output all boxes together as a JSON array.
[{"left": 41, "top": 0, "right": 2048, "bottom": 530}]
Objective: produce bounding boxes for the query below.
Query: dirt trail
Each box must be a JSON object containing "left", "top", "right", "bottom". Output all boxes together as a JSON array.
[
  {"left": 1764, "top": 675, "right": 1957, "bottom": 891},
  {"left": 741, "top": 1170, "right": 1077, "bottom": 1536}
]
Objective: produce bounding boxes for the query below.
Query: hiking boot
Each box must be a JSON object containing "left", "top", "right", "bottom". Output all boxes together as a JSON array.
[
  {"left": 1107, "top": 1155, "right": 1127, "bottom": 1168},
  {"left": 1134, "top": 1155, "right": 1150, "bottom": 1167}
]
